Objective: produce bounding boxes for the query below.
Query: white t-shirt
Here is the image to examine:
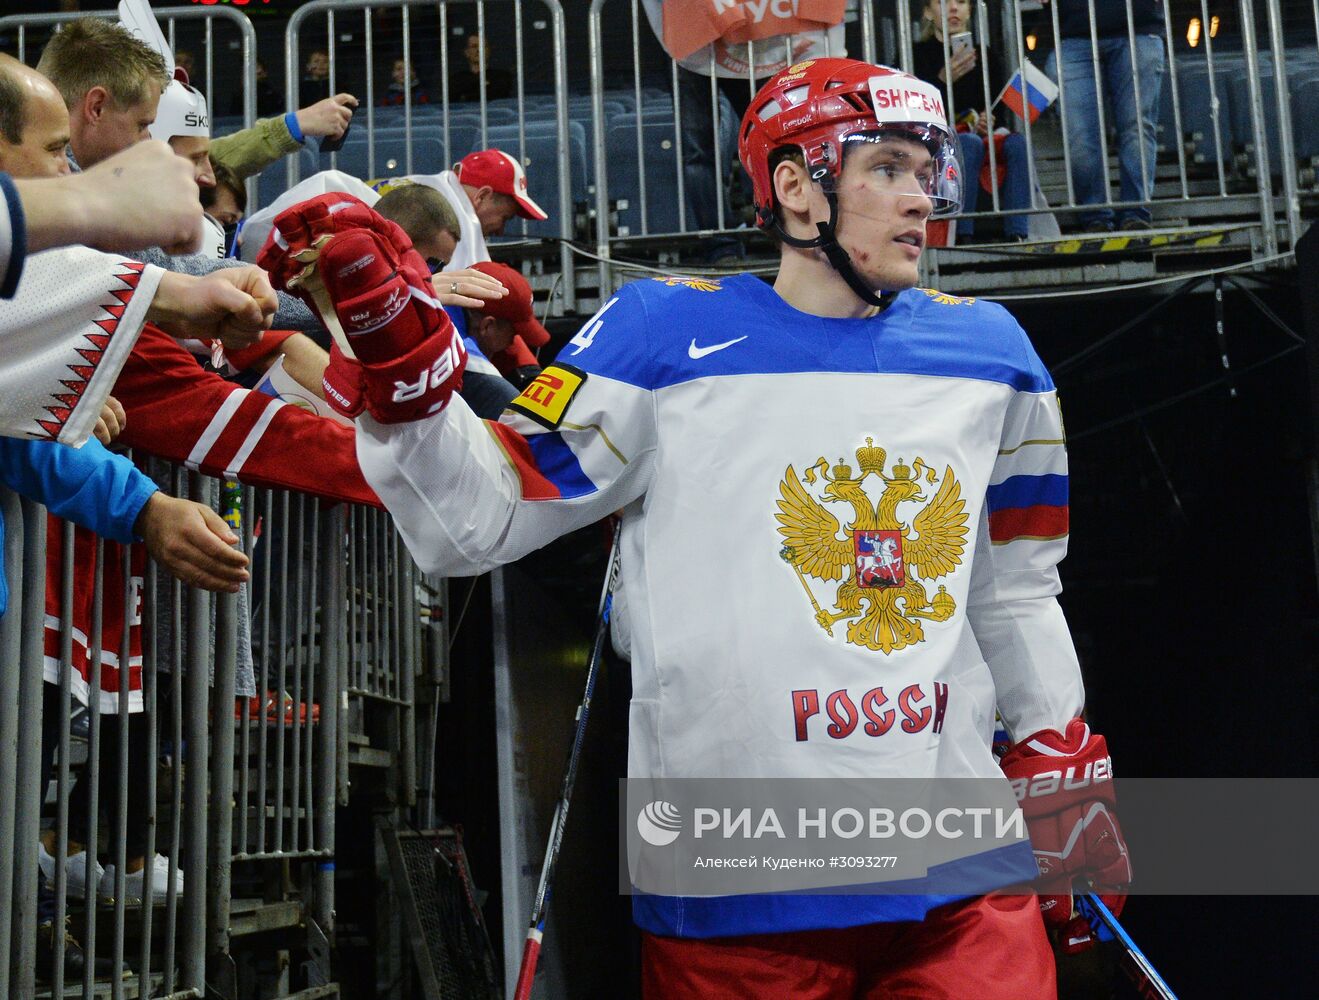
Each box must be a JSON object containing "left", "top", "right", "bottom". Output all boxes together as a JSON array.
[
  {"left": 239, "top": 170, "right": 381, "bottom": 263},
  {"left": 370, "top": 170, "right": 489, "bottom": 273}
]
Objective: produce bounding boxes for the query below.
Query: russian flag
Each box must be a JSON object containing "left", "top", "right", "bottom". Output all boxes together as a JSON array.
[
  {"left": 997, "top": 61, "right": 1059, "bottom": 123},
  {"left": 986, "top": 473, "right": 1069, "bottom": 544}
]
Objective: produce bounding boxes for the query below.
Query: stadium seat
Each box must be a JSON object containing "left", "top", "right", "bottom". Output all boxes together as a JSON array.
[
  {"left": 1225, "top": 67, "right": 1318, "bottom": 177},
  {"left": 327, "top": 134, "right": 448, "bottom": 179},
  {"left": 605, "top": 120, "right": 684, "bottom": 235},
  {"left": 256, "top": 146, "right": 319, "bottom": 211},
  {"left": 1293, "top": 78, "right": 1319, "bottom": 168}
]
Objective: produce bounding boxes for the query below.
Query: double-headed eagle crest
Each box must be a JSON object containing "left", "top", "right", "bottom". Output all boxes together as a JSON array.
[{"left": 776, "top": 438, "right": 969, "bottom": 655}]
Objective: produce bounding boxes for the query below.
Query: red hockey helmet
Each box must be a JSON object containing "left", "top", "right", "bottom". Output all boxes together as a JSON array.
[{"left": 738, "top": 58, "right": 962, "bottom": 227}]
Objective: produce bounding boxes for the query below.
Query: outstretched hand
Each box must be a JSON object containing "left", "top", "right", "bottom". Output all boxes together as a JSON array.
[
  {"left": 136, "top": 493, "right": 250, "bottom": 593},
  {"left": 149, "top": 267, "right": 278, "bottom": 353},
  {"left": 20, "top": 141, "right": 201, "bottom": 255}
]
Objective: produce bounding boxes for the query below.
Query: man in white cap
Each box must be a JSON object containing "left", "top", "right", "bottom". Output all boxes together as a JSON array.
[
  {"left": 373, "top": 147, "right": 547, "bottom": 271},
  {"left": 147, "top": 67, "right": 225, "bottom": 256},
  {"left": 150, "top": 68, "right": 213, "bottom": 188}
]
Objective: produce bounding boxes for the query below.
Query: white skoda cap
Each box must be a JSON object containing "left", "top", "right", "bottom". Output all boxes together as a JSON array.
[{"left": 150, "top": 68, "right": 209, "bottom": 142}]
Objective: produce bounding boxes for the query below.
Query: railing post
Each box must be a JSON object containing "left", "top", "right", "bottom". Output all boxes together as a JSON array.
[
  {"left": 551, "top": 0, "right": 576, "bottom": 311},
  {"left": 590, "top": 0, "right": 614, "bottom": 298},
  {"left": 0, "top": 488, "right": 25, "bottom": 1000},
  {"left": 1263, "top": 0, "right": 1300, "bottom": 248},
  {"left": 207, "top": 584, "right": 239, "bottom": 968},
  {"left": 895, "top": 0, "right": 914, "bottom": 72},
  {"left": 12, "top": 499, "right": 47, "bottom": 998},
  {"left": 314, "top": 504, "right": 344, "bottom": 934},
  {"left": 180, "top": 475, "right": 212, "bottom": 992},
  {"left": 285, "top": 6, "right": 306, "bottom": 190},
  {"left": 1237, "top": 0, "right": 1278, "bottom": 257}
]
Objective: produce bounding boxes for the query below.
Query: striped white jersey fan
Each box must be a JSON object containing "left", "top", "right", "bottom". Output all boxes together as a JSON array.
[{"left": 117, "top": 0, "right": 209, "bottom": 141}]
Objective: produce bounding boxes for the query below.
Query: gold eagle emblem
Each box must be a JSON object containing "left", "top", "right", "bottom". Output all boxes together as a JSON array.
[
  {"left": 918, "top": 287, "right": 975, "bottom": 306},
  {"left": 776, "top": 438, "right": 969, "bottom": 654},
  {"left": 651, "top": 276, "right": 722, "bottom": 292}
]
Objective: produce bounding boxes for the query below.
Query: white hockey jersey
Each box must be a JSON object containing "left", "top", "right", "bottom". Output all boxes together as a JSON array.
[
  {"left": 0, "top": 248, "right": 162, "bottom": 446},
  {"left": 357, "top": 274, "right": 1083, "bottom": 937}
]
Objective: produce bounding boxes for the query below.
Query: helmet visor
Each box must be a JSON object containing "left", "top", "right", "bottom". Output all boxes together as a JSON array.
[{"left": 839, "top": 127, "right": 963, "bottom": 219}]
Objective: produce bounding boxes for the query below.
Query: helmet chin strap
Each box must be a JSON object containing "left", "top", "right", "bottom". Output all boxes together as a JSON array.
[{"left": 767, "top": 191, "right": 896, "bottom": 312}]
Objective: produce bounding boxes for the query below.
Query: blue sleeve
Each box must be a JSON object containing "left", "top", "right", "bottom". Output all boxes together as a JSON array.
[
  {"left": 553, "top": 281, "right": 656, "bottom": 387},
  {"left": 0, "top": 437, "right": 158, "bottom": 543},
  {"left": 0, "top": 171, "right": 27, "bottom": 298}
]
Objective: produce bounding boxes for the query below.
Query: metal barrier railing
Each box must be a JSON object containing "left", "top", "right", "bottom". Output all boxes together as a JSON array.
[
  {"left": 283, "top": 0, "right": 577, "bottom": 312},
  {"left": 0, "top": 456, "right": 428, "bottom": 998},
  {"left": 583, "top": 0, "right": 1310, "bottom": 295}
]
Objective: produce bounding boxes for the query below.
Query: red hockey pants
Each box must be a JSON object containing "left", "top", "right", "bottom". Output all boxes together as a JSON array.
[{"left": 642, "top": 893, "right": 1056, "bottom": 999}]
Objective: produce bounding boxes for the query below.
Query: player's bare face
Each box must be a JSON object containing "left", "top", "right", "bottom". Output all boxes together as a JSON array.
[
  {"left": 0, "top": 87, "right": 71, "bottom": 179},
  {"left": 169, "top": 134, "right": 215, "bottom": 188},
  {"left": 832, "top": 137, "right": 934, "bottom": 291}
]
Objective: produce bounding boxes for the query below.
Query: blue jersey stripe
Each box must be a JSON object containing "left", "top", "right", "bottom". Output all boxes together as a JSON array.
[
  {"left": 986, "top": 473, "right": 1068, "bottom": 514},
  {"left": 526, "top": 432, "right": 595, "bottom": 500}
]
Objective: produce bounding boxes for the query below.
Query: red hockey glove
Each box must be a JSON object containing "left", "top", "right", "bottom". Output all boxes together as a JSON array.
[
  {"left": 257, "top": 192, "right": 413, "bottom": 294},
  {"left": 259, "top": 195, "right": 465, "bottom": 423},
  {"left": 306, "top": 229, "right": 465, "bottom": 423},
  {"left": 999, "top": 718, "right": 1132, "bottom": 930},
  {"left": 257, "top": 192, "right": 441, "bottom": 349}
]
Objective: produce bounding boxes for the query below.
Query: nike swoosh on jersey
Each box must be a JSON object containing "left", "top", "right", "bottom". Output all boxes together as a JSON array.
[{"left": 688, "top": 336, "right": 748, "bottom": 359}]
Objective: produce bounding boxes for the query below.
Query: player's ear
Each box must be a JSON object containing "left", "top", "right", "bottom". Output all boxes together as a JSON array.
[
  {"left": 474, "top": 184, "right": 494, "bottom": 207},
  {"left": 82, "top": 86, "right": 111, "bottom": 125},
  {"left": 773, "top": 159, "right": 811, "bottom": 212},
  {"left": 773, "top": 158, "right": 817, "bottom": 236}
]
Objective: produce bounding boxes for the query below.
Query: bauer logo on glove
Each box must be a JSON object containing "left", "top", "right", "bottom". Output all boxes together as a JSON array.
[
  {"left": 1008, "top": 754, "right": 1113, "bottom": 801},
  {"left": 999, "top": 718, "right": 1132, "bottom": 929}
]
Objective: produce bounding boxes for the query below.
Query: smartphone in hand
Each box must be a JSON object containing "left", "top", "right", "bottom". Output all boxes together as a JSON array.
[
  {"left": 950, "top": 31, "right": 974, "bottom": 56},
  {"left": 320, "top": 122, "right": 352, "bottom": 154}
]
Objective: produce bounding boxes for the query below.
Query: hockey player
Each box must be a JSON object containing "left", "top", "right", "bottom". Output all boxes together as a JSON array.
[{"left": 260, "top": 59, "right": 1130, "bottom": 998}]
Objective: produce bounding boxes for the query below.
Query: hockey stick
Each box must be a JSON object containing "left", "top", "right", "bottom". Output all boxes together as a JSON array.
[
  {"left": 1077, "top": 891, "right": 1179, "bottom": 1000},
  {"left": 512, "top": 521, "right": 623, "bottom": 1000}
]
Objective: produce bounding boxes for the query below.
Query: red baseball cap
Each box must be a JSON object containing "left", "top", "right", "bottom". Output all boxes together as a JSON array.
[
  {"left": 469, "top": 261, "right": 550, "bottom": 347},
  {"left": 454, "top": 149, "right": 548, "bottom": 221}
]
